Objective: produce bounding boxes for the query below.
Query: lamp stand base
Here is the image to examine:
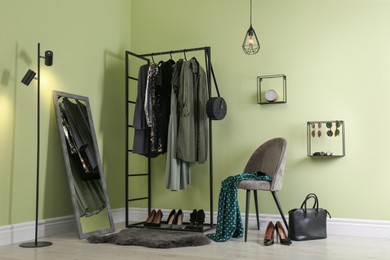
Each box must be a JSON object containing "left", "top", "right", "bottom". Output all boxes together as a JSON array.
[{"left": 20, "top": 241, "right": 53, "bottom": 248}]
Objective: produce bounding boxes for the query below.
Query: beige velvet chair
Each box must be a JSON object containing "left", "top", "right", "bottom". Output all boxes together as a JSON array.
[{"left": 238, "top": 137, "right": 288, "bottom": 242}]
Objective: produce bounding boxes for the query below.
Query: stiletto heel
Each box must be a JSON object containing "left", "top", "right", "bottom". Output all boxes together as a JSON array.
[
  {"left": 263, "top": 221, "right": 275, "bottom": 246},
  {"left": 166, "top": 209, "right": 176, "bottom": 226},
  {"left": 152, "top": 209, "right": 163, "bottom": 227},
  {"left": 275, "top": 221, "right": 292, "bottom": 245},
  {"left": 173, "top": 209, "right": 183, "bottom": 226},
  {"left": 144, "top": 209, "right": 156, "bottom": 226}
]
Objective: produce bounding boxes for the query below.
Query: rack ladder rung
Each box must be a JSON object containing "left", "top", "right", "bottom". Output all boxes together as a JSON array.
[
  {"left": 127, "top": 173, "right": 148, "bottom": 177},
  {"left": 128, "top": 197, "right": 149, "bottom": 202}
]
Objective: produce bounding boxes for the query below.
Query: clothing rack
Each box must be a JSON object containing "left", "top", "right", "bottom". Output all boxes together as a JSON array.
[{"left": 125, "top": 46, "right": 215, "bottom": 232}]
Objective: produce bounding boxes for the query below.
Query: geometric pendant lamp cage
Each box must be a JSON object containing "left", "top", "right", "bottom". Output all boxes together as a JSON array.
[{"left": 242, "top": 0, "right": 260, "bottom": 55}]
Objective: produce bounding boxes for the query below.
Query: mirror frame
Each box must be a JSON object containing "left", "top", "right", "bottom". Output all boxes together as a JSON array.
[{"left": 52, "top": 90, "right": 115, "bottom": 239}]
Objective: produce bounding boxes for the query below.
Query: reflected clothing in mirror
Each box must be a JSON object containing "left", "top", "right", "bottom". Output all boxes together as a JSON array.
[{"left": 59, "top": 97, "right": 105, "bottom": 217}]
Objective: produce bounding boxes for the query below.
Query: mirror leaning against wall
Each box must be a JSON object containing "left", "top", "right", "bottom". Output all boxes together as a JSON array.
[{"left": 52, "top": 90, "right": 115, "bottom": 239}]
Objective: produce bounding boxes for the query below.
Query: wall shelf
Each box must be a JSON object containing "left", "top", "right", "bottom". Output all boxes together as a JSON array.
[
  {"left": 307, "top": 120, "right": 345, "bottom": 157},
  {"left": 257, "top": 74, "right": 287, "bottom": 104}
]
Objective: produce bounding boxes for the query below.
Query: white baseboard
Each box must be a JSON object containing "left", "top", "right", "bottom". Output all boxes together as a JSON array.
[
  {"left": 0, "top": 215, "right": 77, "bottom": 246},
  {"left": 247, "top": 214, "right": 390, "bottom": 239},
  {"left": 2, "top": 208, "right": 390, "bottom": 246}
]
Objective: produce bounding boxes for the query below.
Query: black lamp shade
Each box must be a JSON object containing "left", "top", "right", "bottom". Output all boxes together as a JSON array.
[
  {"left": 21, "top": 69, "right": 37, "bottom": 86},
  {"left": 44, "top": 50, "right": 53, "bottom": 66}
]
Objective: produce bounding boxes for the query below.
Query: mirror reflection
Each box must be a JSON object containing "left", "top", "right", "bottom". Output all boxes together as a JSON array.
[{"left": 53, "top": 90, "right": 115, "bottom": 239}]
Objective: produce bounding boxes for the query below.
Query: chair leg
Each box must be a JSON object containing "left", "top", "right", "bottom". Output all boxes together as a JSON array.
[
  {"left": 253, "top": 190, "right": 260, "bottom": 230},
  {"left": 244, "top": 189, "right": 251, "bottom": 242},
  {"left": 271, "top": 191, "right": 288, "bottom": 230}
]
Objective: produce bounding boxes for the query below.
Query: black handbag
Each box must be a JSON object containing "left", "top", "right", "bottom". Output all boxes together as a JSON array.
[
  {"left": 288, "top": 193, "right": 331, "bottom": 241},
  {"left": 206, "top": 63, "right": 227, "bottom": 120}
]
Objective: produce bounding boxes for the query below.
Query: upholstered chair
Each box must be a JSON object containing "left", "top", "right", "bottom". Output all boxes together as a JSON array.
[{"left": 238, "top": 137, "right": 288, "bottom": 242}]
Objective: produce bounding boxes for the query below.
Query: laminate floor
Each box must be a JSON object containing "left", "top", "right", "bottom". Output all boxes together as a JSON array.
[{"left": 1, "top": 225, "right": 390, "bottom": 260}]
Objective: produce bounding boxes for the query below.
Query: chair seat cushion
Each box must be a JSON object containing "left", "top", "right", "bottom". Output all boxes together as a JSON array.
[{"left": 238, "top": 180, "right": 271, "bottom": 190}]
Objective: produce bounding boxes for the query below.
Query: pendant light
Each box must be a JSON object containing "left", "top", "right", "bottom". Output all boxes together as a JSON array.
[{"left": 242, "top": 0, "right": 260, "bottom": 55}]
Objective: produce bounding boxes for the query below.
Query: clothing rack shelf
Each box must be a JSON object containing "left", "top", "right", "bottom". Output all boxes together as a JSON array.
[{"left": 125, "top": 46, "right": 215, "bottom": 232}]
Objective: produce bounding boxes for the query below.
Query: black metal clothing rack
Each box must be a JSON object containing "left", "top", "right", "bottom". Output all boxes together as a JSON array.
[{"left": 125, "top": 46, "right": 215, "bottom": 231}]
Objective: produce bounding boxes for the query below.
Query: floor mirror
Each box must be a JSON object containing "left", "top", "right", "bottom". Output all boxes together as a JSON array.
[{"left": 52, "top": 90, "right": 115, "bottom": 239}]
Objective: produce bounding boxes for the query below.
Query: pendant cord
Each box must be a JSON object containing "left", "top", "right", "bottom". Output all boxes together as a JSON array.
[{"left": 250, "top": 0, "right": 253, "bottom": 26}]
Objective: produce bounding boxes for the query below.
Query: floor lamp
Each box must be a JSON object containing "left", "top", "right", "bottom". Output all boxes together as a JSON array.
[{"left": 20, "top": 43, "right": 54, "bottom": 248}]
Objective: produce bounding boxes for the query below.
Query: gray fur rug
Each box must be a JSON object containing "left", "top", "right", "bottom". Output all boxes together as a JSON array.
[{"left": 87, "top": 228, "right": 211, "bottom": 249}]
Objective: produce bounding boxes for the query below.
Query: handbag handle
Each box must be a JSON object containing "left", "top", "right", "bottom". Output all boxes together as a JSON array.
[
  {"left": 206, "top": 48, "right": 221, "bottom": 98},
  {"left": 300, "top": 193, "right": 319, "bottom": 214},
  {"left": 210, "top": 63, "right": 221, "bottom": 97}
]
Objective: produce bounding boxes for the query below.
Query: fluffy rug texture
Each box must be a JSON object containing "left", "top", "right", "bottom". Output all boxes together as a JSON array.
[{"left": 88, "top": 228, "right": 211, "bottom": 249}]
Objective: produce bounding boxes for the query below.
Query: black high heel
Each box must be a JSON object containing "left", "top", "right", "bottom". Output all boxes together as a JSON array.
[
  {"left": 144, "top": 209, "right": 156, "bottom": 226},
  {"left": 152, "top": 209, "right": 163, "bottom": 227},
  {"left": 166, "top": 209, "right": 176, "bottom": 225},
  {"left": 195, "top": 209, "right": 205, "bottom": 231},
  {"left": 275, "top": 221, "right": 291, "bottom": 245},
  {"left": 185, "top": 209, "right": 197, "bottom": 230},
  {"left": 173, "top": 209, "right": 183, "bottom": 226},
  {"left": 263, "top": 221, "right": 275, "bottom": 246}
]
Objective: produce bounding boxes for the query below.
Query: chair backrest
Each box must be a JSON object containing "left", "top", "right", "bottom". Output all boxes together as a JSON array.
[{"left": 243, "top": 137, "right": 287, "bottom": 191}]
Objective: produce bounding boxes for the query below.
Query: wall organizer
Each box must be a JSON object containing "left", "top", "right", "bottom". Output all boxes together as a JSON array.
[
  {"left": 307, "top": 120, "right": 345, "bottom": 157},
  {"left": 257, "top": 74, "right": 287, "bottom": 104},
  {"left": 125, "top": 46, "right": 216, "bottom": 232}
]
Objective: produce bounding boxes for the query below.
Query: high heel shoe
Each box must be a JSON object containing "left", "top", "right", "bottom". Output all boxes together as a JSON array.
[
  {"left": 275, "top": 221, "right": 292, "bottom": 245},
  {"left": 166, "top": 209, "right": 176, "bottom": 225},
  {"left": 144, "top": 209, "right": 156, "bottom": 226},
  {"left": 152, "top": 209, "right": 163, "bottom": 227},
  {"left": 173, "top": 209, "right": 183, "bottom": 226},
  {"left": 263, "top": 221, "right": 275, "bottom": 246}
]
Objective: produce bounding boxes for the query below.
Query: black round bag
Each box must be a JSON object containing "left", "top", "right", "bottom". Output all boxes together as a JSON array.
[{"left": 206, "top": 96, "right": 227, "bottom": 120}]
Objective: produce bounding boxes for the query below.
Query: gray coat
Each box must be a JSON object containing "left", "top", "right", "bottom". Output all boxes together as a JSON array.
[{"left": 176, "top": 58, "right": 209, "bottom": 163}]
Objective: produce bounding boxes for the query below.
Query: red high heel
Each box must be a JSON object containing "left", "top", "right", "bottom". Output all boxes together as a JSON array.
[
  {"left": 144, "top": 209, "right": 156, "bottom": 226},
  {"left": 152, "top": 209, "right": 163, "bottom": 227}
]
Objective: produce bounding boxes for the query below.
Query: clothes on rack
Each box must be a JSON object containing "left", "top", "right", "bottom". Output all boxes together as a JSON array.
[
  {"left": 132, "top": 56, "right": 209, "bottom": 190},
  {"left": 176, "top": 58, "right": 209, "bottom": 163},
  {"left": 165, "top": 59, "right": 191, "bottom": 191},
  {"left": 132, "top": 64, "right": 151, "bottom": 156},
  {"left": 132, "top": 58, "right": 209, "bottom": 162},
  {"left": 134, "top": 60, "right": 175, "bottom": 157}
]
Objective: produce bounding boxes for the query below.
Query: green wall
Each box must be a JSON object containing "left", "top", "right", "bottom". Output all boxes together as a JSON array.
[
  {"left": 0, "top": 0, "right": 130, "bottom": 226},
  {"left": 1, "top": 0, "right": 390, "bottom": 228},
  {"left": 130, "top": 0, "right": 390, "bottom": 221}
]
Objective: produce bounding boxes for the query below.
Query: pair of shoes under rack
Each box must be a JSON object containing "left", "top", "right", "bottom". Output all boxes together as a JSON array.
[
  {"left": 263, "top": 221, "right": 292, "bottom": 246},
  {"left": 166, "top": 209, "right": 183, "bottom": 226},
  {"left": 185, "top": 209, "right": 205, "bottom": 231},
  {"left": 144, "top": 209, "right": 163, "bottom": 227}
]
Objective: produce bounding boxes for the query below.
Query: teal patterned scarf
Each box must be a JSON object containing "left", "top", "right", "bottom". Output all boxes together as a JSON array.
[{"left": 207, "top": 172, "right": 271, "bottom": 242}]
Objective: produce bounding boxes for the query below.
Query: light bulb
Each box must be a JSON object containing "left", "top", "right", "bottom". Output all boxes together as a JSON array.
[{"left": 248, "top": 36, "right": 254, "bottom": 45}]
